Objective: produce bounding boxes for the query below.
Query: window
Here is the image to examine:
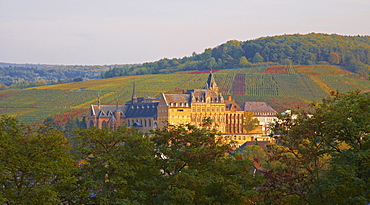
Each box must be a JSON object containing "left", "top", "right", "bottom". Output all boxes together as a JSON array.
[{"left": 102, "top": 121, "right": 108, "bottom": 127}]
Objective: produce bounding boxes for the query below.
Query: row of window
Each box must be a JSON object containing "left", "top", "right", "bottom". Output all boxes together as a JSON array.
[
  {"left": 127, "top": 118, "right": 153, "bottom": 127},
  {"left": 192, "top": 106, "right": 225, "bottom": 112}
]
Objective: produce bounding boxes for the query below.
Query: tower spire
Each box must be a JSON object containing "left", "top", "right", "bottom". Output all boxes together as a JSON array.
[
  {"left": 116, "top": 98, "right": 119, "bottom": 110},
  {"left": 132, "top": 79, "right": 137, "bottom": 104},
  {"left": 203, "top": 67, "right": 219, "bottom": 93},
  {"left": 98, "top": 93, "right": 101, "bottom": 106}
]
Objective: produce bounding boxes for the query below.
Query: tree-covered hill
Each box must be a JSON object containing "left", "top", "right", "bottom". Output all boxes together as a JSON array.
[
  {"left": 1, "top": 65, "right": 369, "bottom": 125},
  {"left": 102, "top": 33, "right": 370, "bottom": 78},
  {"left": 0, "top": 63, "right": 115, "bottom": 89}
]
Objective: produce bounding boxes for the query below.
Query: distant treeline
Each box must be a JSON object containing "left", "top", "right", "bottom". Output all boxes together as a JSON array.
[
  {"left": 102, "top": 33, "right": 370, "bottom": 78},
  {"left": 0, "top": 64, "right": 111, "bottom": 89}
]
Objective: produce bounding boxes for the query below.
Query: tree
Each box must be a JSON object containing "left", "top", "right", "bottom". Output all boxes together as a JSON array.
[
  {"left": 207, "top": 57, "right": 217, "bottom": 70},
  {"left": 239, "top": 56, "right": 250, "bottom": 67},
  {"left": 260, "top": 91, "right": 370, "bottom": 204},
  {"left": 151, "top": 124, "right": 262, "bottom": 204},
  {"left": 328, "top": 52, "right": 341, "bottom": 64},
  {"left": 243, "top": 112, "right": 259, "bottom": 133},
  {"left": 68, "top": 126, "right": 158, "bottom": 204},
  {"left": 280, "top": 58, "right": 293, "bottom": 65},
  {"left": 0, "top": 115, "right": 75, "bottom": 205},
  {"left": 64, "top": 117, "right": 79, "bottom": 139},
  {"left": 252, "top": 52, "right": 264, "bottom": 63},
  {"left": 308, "top": 91, "right": 370, "bottom": 204},
  {"left": 43, "top": 116, "right": 56, "bottom": 128}
]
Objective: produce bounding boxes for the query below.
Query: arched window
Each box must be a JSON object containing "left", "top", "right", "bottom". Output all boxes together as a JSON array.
[
  {"left": 89, "top": 120, "right": 94, "bottom": 127},
  {"left": 144, "top": 119, "right": 147, "bottom": 127},
  {"left": 102, "top": 121, "right": 108, "bottom": 127},
  {"left": 128, "top": 120, "right": 131, "bottom": 127},
  {"left": 149, "top": 119, "right": 152, "bottom": 127}
]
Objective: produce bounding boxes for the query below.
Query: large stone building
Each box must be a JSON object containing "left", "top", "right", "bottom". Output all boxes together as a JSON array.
[
  {"left": 87, "top": 84, "right": 160, "bottom": 133},
  {"left": 158, "top": 71, "right": 226, "bottom": 131},
  {"left": 87, "top": 70, "right": 276, "bottom": 147}
]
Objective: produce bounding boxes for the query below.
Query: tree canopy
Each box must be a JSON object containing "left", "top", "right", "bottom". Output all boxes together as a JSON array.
[
  {"left": 260, "top": 91, "right": 370, "bottom": 204},
  {"left": 102, "top": 33, "right": 370, "bottom": 78}
]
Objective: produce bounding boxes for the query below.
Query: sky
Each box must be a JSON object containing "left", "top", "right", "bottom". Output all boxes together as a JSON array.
[{"left": 0, "top": 0, "right": 369, "bottom": 65}]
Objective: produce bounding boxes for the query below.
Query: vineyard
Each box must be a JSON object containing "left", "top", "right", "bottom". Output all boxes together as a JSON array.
[{"left": 1, "top": 65, "right": 370, "bottom": 124}]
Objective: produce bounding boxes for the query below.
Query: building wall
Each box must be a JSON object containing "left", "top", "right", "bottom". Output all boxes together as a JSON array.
[
  {"left": 126, "top": 117, "right": 157, "bottom": 133},
  {"left": 190, "top": 102, "right": 226, "bottom": 132}
]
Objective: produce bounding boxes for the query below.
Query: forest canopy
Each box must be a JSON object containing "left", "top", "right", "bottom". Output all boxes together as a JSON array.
[{"left": 102, "top": 33, "right": 370, "bottom": 78}]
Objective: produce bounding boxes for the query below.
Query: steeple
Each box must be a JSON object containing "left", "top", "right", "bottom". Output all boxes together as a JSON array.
[
  {"left": 116, "top": 98, "right": 119, "bottom": 110},
  {"left": 97, "top": 94, "right": 101, "bottom": 106},
  {"left": 132, "top": 80, "right": 137, "bottom": 104},
  {"left": 203, "top": 67, "right": 219, "bottom": 93}
]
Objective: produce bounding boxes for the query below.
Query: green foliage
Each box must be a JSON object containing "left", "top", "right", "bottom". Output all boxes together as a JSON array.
[
  {"left": 0, "top": 63, "right": 110, "bottom": 89},
  {"left": 151, "top": 124, "right": 262, "bottom": 204},
  {"left": 67, "top": 126, "right": 158, "bottom": 204},
  {"left": 0, "top": 115, "right": 75, "bottom": 205},
  {"left": 261, "top": 91, "right": 370, "bottom": 204},
  {"left": 243, "top": 112, "right": 260, "bottom": 133},
  {"left": 101, "top": 33, "right": 370, "bottom": 78}
]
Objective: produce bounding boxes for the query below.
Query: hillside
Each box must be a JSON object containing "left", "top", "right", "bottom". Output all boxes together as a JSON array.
[
  {"left": 102, "top": 33, "right": 370, "bottom": 78},
  {"left": 1, "top": 65, "right": 369, "bottom": 125},
  {"left": 0, "top": 63, "right": 113, "bottom": 89}
]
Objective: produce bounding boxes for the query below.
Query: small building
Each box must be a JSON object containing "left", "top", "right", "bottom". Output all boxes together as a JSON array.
[{"left": 241, "top": 102, "right": 278, "bottom": 135}]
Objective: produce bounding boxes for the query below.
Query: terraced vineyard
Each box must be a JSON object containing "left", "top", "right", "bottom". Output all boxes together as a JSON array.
[{"left": 1, "top": 65, "right": 370, "bottom": 124}]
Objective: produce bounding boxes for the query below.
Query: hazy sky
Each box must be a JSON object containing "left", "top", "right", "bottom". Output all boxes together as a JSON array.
[{"left": 1, "top": 0, "right": 369, "bottom": 65}]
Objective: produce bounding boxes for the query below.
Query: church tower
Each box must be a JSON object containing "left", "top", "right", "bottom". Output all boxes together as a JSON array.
[{"left": 203, "top": 68, "right": 219, "bottom": 93}]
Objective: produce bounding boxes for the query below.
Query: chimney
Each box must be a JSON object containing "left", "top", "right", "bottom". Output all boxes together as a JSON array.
[{"left": 228, "top": 95, "right": 232, "bottom": 101}]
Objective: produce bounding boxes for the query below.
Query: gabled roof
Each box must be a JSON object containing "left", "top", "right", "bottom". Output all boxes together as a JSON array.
[
  {"left": 162, "top": 93, "right": 191, "bottom": 106},
  {"left": 224, "top": 100, "right": 243, "bottom": 111},
  {"left": 107, "top": 115, "right": 118, "bottom": 123},
  {"left": 125, "top": 102, "right": 158, "bottom": 118},
  {"left": 241, "top": 102, "right": 277, "bottom": 113},
  {"left": 91, "top": 105, "right": 127, "bottom": 118}
]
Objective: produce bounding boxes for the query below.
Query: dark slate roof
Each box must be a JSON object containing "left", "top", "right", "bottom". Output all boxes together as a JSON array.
[
  {"left": 124, "top": 102, "right": 158, "bottom": 118},
  {"left": 107, "top": 115, "right": 118, "bottom": 123},
  {"left": 91, "top": 105, "right": 127, "bottom": 118},
  {"left": 125, "top": 97, "right": 160, "bottom": 105},
  {"left": 241, "top": 102, "right": 277, "bottom": 113}
]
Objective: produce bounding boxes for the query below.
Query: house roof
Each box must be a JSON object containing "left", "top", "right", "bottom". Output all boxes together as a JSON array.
[
  {"left": 241, "top": 102, "right": 277, "bottom": 113},
  {"left": 91, "top": 105, "right": 126, "bottom": 118},
  {"left": 125, "top": 102, "right": 158, "bottom": 118},
  {"left": 162, "top": 93, "right": 191, "bottom": 106},
  {"left": 224, "top": 100, "right": 243, "bottom": 111}
]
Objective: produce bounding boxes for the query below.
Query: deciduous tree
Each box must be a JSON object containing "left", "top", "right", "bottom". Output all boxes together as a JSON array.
[{"left": 0, "top": 115, "right": 74, "bottom": 205}]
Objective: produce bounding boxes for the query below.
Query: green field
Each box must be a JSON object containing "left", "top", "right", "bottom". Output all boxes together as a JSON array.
[{"left": 1, "top": 65, "right": 369, "bottom": 125}]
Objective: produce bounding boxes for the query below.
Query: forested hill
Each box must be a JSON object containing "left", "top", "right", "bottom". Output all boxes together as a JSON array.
[
  {"left": 102, "top": 33, "right": 370, "bottom": 78},
  {"left": 0, "top": 63, "right": 112, "bottom": 89}
]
